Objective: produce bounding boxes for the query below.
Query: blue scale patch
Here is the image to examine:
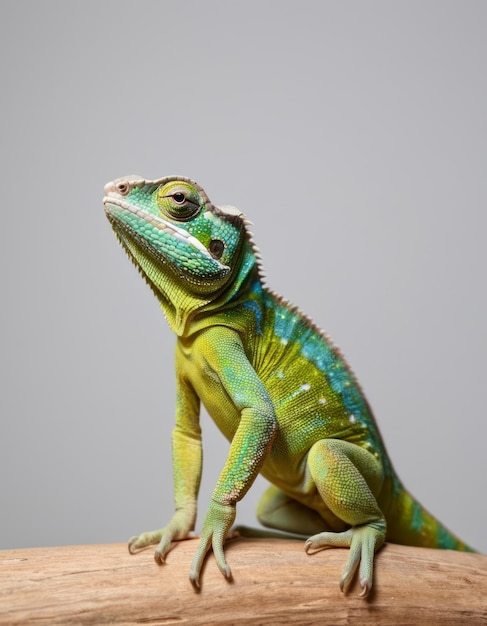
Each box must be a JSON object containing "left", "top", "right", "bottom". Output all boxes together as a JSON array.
[
  {"left": 299, "top": 322, "right": 366, "bottom": 424},
  {"left": 242, "top": 299, "right": 263, "bottom": 335},
  {"left": 273, "top": 306, "right": 301, "bottom": 343},
  {"left": 411, "top": 499, "right": 424, "bottom": 533}
]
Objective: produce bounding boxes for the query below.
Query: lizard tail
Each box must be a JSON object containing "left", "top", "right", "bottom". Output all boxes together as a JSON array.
[{"left": 384, "top": 483, "right": 475, "bottom": 552}]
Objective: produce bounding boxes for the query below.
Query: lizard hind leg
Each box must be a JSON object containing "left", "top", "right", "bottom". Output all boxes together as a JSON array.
[
  {"left": 256, "top": 484, "right": 327, "bottom": 536},
  {"left": 305, "top": 438, "right": 386, "bottom": 597}
]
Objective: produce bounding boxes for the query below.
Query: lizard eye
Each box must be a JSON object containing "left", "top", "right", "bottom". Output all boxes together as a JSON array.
[
  {"left": 156, "top": 182, "right": 202, "bottom": 221},
  {"left": 172, "top": 192, "right": 186, "bottom": 204}
]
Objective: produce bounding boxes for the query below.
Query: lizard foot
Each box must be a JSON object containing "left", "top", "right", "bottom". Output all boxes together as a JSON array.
[
  {"left": 189, "top": 501, "right": 236, "bottom": 591},
  {"left": 129, "top": 526, "right": 197, "bottom": 564},
  {"left": 128, "top": 508, "right": 198, "bottom": 563},
  {"left": 128, "top": 530, "right": 165, "bottom": 554},
  {"left": 305, "top": 523, "right": 385, "bottom": 597}
]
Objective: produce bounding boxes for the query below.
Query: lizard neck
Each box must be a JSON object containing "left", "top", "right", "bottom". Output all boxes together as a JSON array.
[{"left": 156, "top": 240, "right": 260, "bottom": 337}]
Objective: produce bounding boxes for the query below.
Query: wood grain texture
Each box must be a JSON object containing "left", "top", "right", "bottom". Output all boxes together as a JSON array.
[{"left": 1, "top": 539, "right": 486, "bottom": 625}]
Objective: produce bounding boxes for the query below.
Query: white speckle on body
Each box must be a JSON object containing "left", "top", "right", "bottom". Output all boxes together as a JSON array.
[{"left": 207, "top": 370, "right": 220, "bottom": 383}]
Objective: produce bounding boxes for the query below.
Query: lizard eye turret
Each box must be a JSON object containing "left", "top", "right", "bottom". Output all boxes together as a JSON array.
[{"left": 156, "top": 181, "right": 202, "bottom": 221}]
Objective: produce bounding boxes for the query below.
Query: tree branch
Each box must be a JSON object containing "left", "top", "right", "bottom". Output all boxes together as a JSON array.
[{"left": 1, "top": 538, "right": 485, "bottom": 625}]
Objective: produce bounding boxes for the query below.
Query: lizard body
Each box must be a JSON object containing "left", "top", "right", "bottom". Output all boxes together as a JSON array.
[{"left": 103, "top": 175, "right": 473, "bottom": 597}]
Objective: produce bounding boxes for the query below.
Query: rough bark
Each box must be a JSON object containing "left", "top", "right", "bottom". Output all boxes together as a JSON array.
[{"left": 1, "top": 539, "right": 486, "bottom": 625}]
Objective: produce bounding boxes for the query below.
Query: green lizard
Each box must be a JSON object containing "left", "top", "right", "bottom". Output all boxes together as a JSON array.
[{"left": 103, "top": 175, "right": 473, "bottom": 597}]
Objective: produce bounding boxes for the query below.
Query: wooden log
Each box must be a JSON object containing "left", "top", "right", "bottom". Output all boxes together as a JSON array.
[{"left": 0, "top": 538, "right": 485, "bottom": 625}]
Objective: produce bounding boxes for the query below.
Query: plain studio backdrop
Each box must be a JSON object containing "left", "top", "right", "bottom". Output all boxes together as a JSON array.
[{"left": 1, "top": 1, "right": 486, "bottom": 558}]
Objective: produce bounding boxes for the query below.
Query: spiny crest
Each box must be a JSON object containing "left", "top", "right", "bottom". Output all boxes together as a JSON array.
[{"left": 241, "top": 215, "right": 266, "bottom": 281}]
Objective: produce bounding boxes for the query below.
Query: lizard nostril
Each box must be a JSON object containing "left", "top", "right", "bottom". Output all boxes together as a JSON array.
[
  {"left": 104, "top": 179, "right": 131, "bottom": 196},
  {"left": 115, "top": 180, "right": 130, "bottom": 196}
]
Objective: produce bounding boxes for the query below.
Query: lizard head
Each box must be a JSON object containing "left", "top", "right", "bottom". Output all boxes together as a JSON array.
[{"left": 103, "top": 175, "right": 258, "bottom": 333}]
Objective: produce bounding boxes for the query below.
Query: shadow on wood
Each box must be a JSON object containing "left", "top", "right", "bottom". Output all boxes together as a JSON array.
[{"left": 0, "top": 538, "right": 486, "bottom": 625}]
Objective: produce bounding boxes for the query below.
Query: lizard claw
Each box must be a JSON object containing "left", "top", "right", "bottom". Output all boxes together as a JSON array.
[
  {"left": 189, "top": 570, "right": 201, "bottom": 592},
  {"left": 128, "top": 536, "right": 139, "bottom": 554},
  {"left": 219, "top": 563, "right": 233, "bottom": 581},
  {"left": 154, "top": 550, "right": 166, "bottom": 565},
  {"left": 359, "top": 578, "right": 370, "bottom": 598}
]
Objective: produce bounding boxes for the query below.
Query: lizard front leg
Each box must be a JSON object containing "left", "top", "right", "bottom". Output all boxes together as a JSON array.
[
  {"left": 189, "top": 400, "right": 277, "bottom": 588},
  {"left": 188, "top": 327, "right": 278, "bottom": 589},
  {"left": 129, "top": 373, "right": 202, "bottom": 563}
]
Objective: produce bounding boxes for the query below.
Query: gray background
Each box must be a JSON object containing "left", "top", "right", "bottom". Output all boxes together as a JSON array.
[{"left": 2, "top": 1, "right": 486, "bottom": 555}]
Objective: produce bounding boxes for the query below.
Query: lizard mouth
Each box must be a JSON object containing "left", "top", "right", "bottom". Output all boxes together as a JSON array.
[{"left": 103, "top": 196, "right": 228, "bottom": 271}]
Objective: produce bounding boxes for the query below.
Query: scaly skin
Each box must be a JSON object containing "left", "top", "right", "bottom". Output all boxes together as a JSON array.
[{"left": 103, "top": 175, "right": 473, "bottom": 597}]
